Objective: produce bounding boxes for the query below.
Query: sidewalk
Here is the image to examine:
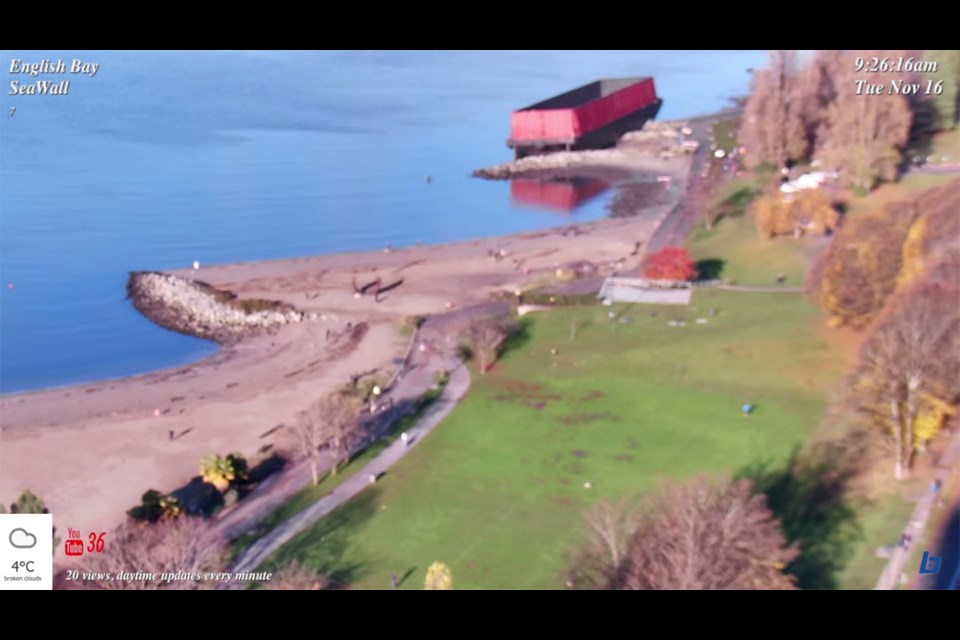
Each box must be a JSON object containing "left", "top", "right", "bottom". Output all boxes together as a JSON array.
[
  {"left": 213, "top": 329, "right": 437, "bottom": 543},
  {"left": 875, "top": 430, "right": 960, "bottom": 590},
  {"left": 229, "top": 356, "right": 469, "bottom": 576}
]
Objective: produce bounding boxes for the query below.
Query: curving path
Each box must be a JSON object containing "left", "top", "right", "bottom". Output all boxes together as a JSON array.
[{"left": 229, "top": 354, "right": 470, "bottom": 577}]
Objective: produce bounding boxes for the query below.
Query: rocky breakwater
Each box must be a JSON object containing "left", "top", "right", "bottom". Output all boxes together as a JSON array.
[
  {"left": 127, "top": 271, "right": 304, "bottom": 343},
  {"left": 473, "top": 149, "right": 630, "bottom": 180},
  {"left": 473, "top": 121, "right": 688, "bottom": 180}
]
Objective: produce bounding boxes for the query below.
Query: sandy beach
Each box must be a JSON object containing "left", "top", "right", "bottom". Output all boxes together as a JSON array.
[{"left": 0, "top": 135, "right": 697, "bottom": 555}]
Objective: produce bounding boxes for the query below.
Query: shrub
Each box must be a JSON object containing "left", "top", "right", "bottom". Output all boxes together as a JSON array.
[
  {"left": 128, "top": 489, "right": 166, "bottom": 523},
  {"left": 643, "top": 247, "right": 698, "bottom": 281},
  {"left": 200, "top": 453, "right": 249, "bottom": 492}
]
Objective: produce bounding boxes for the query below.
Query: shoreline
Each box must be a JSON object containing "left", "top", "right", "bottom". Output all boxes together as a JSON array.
[
  {"left": 1, "top": 116, "right": 714, "bottom": 400},
  {"left": 0, "top": 191, "right": 682, "bottom": 404},
  {"left": 0, "top": 120, "right": 706, "bottom": 546}
]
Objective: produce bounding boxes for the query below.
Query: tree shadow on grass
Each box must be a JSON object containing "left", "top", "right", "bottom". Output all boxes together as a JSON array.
[
  {"left": 736, "top": 443, "right": 863, "bottom": 590},
  {"left": 397, "top": 566, "right": 417, "bottom": 587},
  {"left": 499, "top": 316, "right": 533, "bottom": 360},
  {"left": 695, "top": 258, "right": 725, "bottom": 281},
  {"left": 717, "top": 184, "right": 757, "bottom": 218},
  {"left": 265, "top": 486, "right": 382, "bottom": 587}
]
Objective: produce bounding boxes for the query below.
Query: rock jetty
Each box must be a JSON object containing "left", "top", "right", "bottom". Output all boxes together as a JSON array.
[
  {"left": 472, "top": 121, "right": 686, "bottom": 180},
  {"left": 127, "top": 271, "right": 304, "bottom": 343}
]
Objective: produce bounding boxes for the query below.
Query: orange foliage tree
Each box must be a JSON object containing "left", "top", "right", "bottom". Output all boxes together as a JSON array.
[
  {"left": 643, "top": 247, "right": 698, "bottom": 281},
  {"left": 814, "top": 211, "right": 912, "bottom": 328},
  {"left": 809, "top": 180, "right": 958, "bottom": 328},
  {"left": 853, "top": 277, "right": 960, "bottom": 479},
  {"left": 753, "top": 190, "right": 839, "bottom": 239},
  {"left": 897, "top": 180, "right": 960, "bottom": 287}
]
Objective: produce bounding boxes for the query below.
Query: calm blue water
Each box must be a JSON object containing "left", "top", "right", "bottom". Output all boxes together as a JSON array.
[{"left": 0, "top": 50, "right": 765, "bottom": 393}]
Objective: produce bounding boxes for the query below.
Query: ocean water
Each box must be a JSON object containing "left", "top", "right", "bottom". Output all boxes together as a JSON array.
[{"left": 0, "top": 50, "right": 766, "bottom": 393}]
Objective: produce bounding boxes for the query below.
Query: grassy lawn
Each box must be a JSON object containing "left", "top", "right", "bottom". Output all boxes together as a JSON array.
[
  {"left": 229, "top": 387, "right": 444, "bottom": 559},
  {"left": 845, "top": 171, "right": 957, "bottom": 217},
  {"left": 712, "top": 119, "right": 738, "bottom": 153},
  {"left": 253, "top": 142, "right": 955, "bottom": 590},
  {"left": 691, "top": 213, "right": 820, "bottom": 288},
  {"left": 264, "top": 289, "right": 851, "bottom": 589},
  {"left": 835, "top": 492, "right": 915, "bottom": 590}
]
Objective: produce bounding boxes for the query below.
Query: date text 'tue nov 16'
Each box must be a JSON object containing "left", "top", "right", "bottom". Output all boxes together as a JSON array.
[{"left": 856, "top": 79, "right": 945, "bottom": 97}]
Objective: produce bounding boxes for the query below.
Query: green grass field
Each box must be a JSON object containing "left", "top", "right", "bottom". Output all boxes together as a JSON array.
[
  {"left": 229, "top": 387, "right": 444, "bottom": 559},
  {"left": 265, "top": 289, "right": 850, "bottom": 589},
  {"left": 691, "top": 213, "right": 820, "bottom": 288},
  {"left": 836, "top": 492, "right": 915, "bottom": 590},
  {"left": 255, "top": 153, "right": 957, "bottom": 590},
  {"left": 712, "top": 119, "right": 738, "bottom": 153}
]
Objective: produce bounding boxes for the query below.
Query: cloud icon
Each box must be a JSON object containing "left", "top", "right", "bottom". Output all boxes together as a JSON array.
[{"left": 9, "top": 528, "right": 37, "bottom": 549}]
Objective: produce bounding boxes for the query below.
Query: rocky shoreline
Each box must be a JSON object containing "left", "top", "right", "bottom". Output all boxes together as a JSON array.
[
  {"left": 127, "top": 271, "right": 304, "bottom": 344},
  {"left": 472, "top": 121, "right": 690, "bottom": 180}
]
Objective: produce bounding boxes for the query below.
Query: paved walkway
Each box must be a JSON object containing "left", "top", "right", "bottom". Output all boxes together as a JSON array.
[
  {"left": 229, "top": 355, "right": 469, "bottom": 576},
  {"left": 212, "top": 330, "right": 437, "bottom": 542},
  {"left": 717, "top": 284, "right": 804, "bottom": 293},
  {"left": 642, "top": 115, "right": 731, "bottom": 259},
  {"left": 875, "top": 430, "right": 960, "bottom": 590}
]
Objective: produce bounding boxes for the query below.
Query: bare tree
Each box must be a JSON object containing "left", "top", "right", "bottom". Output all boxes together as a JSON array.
[
  {"left": 461, "top": 316, "right": 519, "bottom": 374},
  {"left": 818, "top": 50, "right": 912, "bottom": 192},
  {"left": 739, "top": 50, "right": 807, "bottom": 171},
  {"left": 263, "top": 560, "right": 330, "bottom": 590},
  {"left": 926, "top": 244, "right": 960, "bottom": 288},
  {"left": 853, "top": 278, "right": 960, "bottom": 479},
  {"left": 571, "top": 478, "right": 797, "bottom": 590},
  {"left": 295, "top": 393, "right": 361, "bottom": 480},
  {"left": 568, "top": 498, "right": 641, "bottom": 589},
  {"left": 78, "top": 517, "right": 227, "bottom": 590},
  {"left": 793, "top": 50, "right": 844, "bottom": 159}
]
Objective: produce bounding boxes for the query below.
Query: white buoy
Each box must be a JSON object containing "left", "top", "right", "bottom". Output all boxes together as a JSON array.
[{"left": 192, "top": 261, "right": 200, "bottom": 270}]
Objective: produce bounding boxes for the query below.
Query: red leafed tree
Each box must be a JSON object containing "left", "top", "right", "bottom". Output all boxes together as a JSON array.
[{"left": 643, "top": 247, "right": 698, "bottom": 281}]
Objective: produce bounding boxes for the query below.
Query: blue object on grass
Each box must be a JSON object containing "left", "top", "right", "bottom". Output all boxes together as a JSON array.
[{"left": 742, "top": 404, "right": 754, "bottom": 415}]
